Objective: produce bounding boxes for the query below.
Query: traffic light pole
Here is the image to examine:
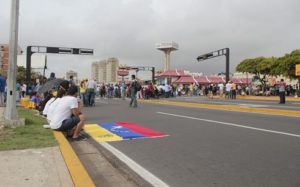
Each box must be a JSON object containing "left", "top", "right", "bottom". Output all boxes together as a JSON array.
[
  {"left": 225, "top": 48, "right": 230, "bottom": 83},
  {"left": 197, "top": 48, "right": 230, "bottom": 83},
  {"left": 26, "top": 46, "right": 33, "bottom": 86}
]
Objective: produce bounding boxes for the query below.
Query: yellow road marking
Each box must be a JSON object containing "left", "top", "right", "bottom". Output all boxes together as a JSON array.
[
  {"left": 236, "top": 96, "right": 300, "bottom": 101},
  {"left": 53, "top": 131, "right": 96, "bottom": 187},
  {"left": 84, "top": 124, "right": 123, "bottom": 142},
  {"left": 140, "top": 100, "right": 300, "bottom": 117}
]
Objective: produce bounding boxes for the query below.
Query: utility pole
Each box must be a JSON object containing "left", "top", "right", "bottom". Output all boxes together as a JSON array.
[{"left": 5, "top": 0, "right": 19, "bottom": 120}]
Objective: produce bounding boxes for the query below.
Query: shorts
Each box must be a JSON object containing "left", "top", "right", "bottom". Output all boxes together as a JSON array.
[{"left": 57, "top": 116, "right": 80, "bottom": 132}]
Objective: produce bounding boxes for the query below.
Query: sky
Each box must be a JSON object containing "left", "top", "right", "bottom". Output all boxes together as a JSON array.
[{"left": 1, "top": 0, "right": 300, "bottom": 79}]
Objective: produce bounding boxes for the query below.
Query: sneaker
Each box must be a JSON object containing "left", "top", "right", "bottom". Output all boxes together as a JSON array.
[
  {"left": 43, "top": 124, "right": 51, "bottom": 129},
  {"left": 71, "top": 136, "right": 87, "bottom": 141}
]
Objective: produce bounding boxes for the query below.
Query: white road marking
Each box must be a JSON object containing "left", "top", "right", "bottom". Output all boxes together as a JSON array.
[
  {"left": 157, "top": 112, "right": 300, "bottom": 138},
  {"left": 237, "top": 104, "right": 269, "bottom": 108},
  {"left": 99, "top": 142, "right": 170, "bottom": 187}
]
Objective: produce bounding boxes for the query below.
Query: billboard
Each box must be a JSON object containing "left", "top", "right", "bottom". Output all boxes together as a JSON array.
[{"left": 296, "top": 64, "right": 300, "bottom": 76}]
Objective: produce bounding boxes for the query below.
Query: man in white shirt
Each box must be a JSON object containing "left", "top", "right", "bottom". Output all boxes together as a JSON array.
[
  {"left": 50, "top": 85, "right": 86, "bottom": 140},
  {"left": 225, "top": 81, "right": 232, "bottom": 99},
  {"left": 164, "top": 84, "right": 171, "bottom": 98},
  {"left": 86, "top": 78, "right": 96, "bottom": 106},
  {"left": 218, "top": 83, "right": 224, "bottom": 97}
]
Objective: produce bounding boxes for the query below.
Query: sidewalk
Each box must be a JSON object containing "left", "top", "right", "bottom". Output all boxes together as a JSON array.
[
  {"left": 0, "top": 106, "right": 146, "bottom": 187},
  {"left": 0, "top": 147, "right": 73, "bottom": 187},
  {"left": 0, "top": 108, "right": 74, "bottom": 187}
]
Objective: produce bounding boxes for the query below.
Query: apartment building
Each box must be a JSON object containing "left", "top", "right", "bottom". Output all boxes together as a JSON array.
[
  {"left": 91, "top": 58, "right": 119, "bottom": 83},
  {"left": 0, "top": 44, "right": 22, "bottom": 76}
]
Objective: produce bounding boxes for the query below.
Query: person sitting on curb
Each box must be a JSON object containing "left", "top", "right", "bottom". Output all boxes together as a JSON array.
[
  {"left": 29, "top": 91, "right": 41, "bottom": 109},
  {"left": 46, "top": 81, "right": 69, "bottom": 122},
  {"left": 50, "top": 85, "right": 86, "bottom": 141}
]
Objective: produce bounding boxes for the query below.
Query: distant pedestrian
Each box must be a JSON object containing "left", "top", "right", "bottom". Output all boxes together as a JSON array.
[
  {"left": 231, "top": 82, "right": 237, "bottom": 99},
  {"left": 278, "top": 79, "right": 286, "bottom": 104},
  {"left": 48, "top": 72, "right": 56, "bottom": 81},
  {"left": 225, "top": 81, "right": 232, "bottom": 99},
  {"left": 21, "top": 83, "right": 27, "bottom": 97},
  {"left": 69, "top": 75, "right": 75, "bottom": 86},
  {"left": 80, "top": 80, "right": 87, "bottom": 106},
  {"left": 86, "top": 78, "right": 96, "bottom": 106},
  {"left": 121, "top": 82, "right": 126, "bottom": 100},
  {"left": 129, "top": 75, "right": 138, "bottom": 107},
  {"left": 0, "top": 74, "right": 6, "bottom": 106}
]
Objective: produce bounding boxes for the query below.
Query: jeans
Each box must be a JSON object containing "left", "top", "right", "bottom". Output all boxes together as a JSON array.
[
  {"left": 80, "top": 93, "right": 87, "bottom": 106},
  {"left": 279, "top": 91, "right": 285, "bottom": 103},
  {"left": 86, "top": 88, "right": 95, "bottom": 106},
  {"left": 129, "top": 93, "right": 137, "bottom": 107}
]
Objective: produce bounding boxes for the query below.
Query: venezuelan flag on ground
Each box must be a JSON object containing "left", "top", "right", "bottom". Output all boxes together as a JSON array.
[{"left": 84, "top": 122, "right": 168, "bottom": 142}]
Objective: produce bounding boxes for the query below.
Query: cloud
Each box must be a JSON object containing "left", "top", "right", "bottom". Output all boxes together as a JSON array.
[{"left": 1, "top": 0, "right": 300, "bottom": 79}]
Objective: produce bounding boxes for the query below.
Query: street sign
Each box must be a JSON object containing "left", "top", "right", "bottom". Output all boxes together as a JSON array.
[{"left": 296, "top": 64, "right": 300, "bottom": 76}]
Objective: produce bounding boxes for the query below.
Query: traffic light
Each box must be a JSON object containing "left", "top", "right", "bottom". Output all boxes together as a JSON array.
[
  {"left": 206, "top": 53, "right": 213, "bottom": 58},
  {"left": 197, "top": 53, "right": 213, "bottom": 61}
]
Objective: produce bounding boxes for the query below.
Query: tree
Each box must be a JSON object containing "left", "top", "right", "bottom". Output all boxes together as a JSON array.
[
  {"left": 17, "top": 65, "right": 46, "bottom": 84},
  {"left": 17, "top": 66, "right": 26, "bottom": 83},
  {"left": 236, "top": 57, "right": 276, "bottom": 86},
  {"left": 271, "top": 50, "right": 300, "bottom": 79}
]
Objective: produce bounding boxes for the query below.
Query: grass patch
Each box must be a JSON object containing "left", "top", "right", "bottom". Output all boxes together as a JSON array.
[{"left": 0, "top": 107, "right": 57, "bottom": 151}]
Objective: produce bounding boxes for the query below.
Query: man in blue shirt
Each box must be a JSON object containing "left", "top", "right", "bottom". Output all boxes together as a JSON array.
[{"left": 0, "top": 74, "right": 6, "bottom": 106}]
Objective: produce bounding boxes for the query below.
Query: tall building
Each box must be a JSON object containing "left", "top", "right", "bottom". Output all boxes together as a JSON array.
[
  {"left": 91, "top": 58, "right": 119, "bottom": 83},
  {"left": 0, "top": 44, "right": 22, "bottom": 76},
  {"left": 106, "top": 58, "right": 118, "bottom": 83},
  {"left": 91, "top": 62, "right": 99, "bottom": 81},
  {"left": 98, "top": 60, "right": 107, "bottom": 82}
]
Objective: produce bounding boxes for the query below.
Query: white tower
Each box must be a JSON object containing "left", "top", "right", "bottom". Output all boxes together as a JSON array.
[{"left": 156, "top": 42, "right": 178, "bottom": 71}]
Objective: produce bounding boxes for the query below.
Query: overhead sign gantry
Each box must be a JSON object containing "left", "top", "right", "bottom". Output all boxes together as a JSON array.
[{"left": 26, "top": 46, "right": 93, "bottom": 85}]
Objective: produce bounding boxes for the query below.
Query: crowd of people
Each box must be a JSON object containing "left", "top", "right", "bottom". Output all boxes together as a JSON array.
[
  {"left": 0, "top": 71, "right": 298, "bottom": 141},
  {"left": 1, "top": 71, "right": 299, "bottom": 114},
  {"left": 84, "top": 80, "right": 299, "bottom": 101}
]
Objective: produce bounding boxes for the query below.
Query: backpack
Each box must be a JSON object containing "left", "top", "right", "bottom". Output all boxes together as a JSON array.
[
  {"left": 133, "top": 81, "right": 141, "bottom": 91},
  {"left": 136, "top": 81, "right": 142, "bottom": 91}
]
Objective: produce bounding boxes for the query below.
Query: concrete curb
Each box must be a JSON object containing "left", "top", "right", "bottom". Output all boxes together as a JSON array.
[{"left": 53, "top": 131, "right": 96, "bottom": 187}]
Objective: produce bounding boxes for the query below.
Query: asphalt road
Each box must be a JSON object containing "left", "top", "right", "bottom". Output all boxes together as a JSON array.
[
  {"left": 83, "top": 97, "right": 300, "bottom": 187},
  {"left": 166, "top": 96, "right": 300, "bottom": 111}
]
